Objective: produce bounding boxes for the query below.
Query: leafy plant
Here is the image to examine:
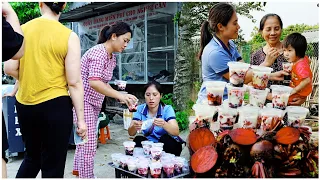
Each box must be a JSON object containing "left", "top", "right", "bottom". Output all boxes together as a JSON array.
[
  {"left": 161, "top": 93, "right": 177, "bottom": 111},
  {"left": 175, "top": 111, "right": 189, "bottom": 131},
  {"left": 161, "top": 93, "right": 194, "bottom": 131}
]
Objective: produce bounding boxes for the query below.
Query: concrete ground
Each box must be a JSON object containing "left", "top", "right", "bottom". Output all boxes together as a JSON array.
[{"left": 6, "top": 122, "right": 190, "bottom": 178}]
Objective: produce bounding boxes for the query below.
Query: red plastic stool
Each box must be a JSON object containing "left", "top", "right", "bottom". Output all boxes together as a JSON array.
[{"left": 99, "top": 125, "right": 111, "bottom": 144}]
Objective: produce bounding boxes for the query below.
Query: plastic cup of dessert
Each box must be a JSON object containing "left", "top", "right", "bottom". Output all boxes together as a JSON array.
[
  {"left": 249, "top": 87, "right": 270, "bottom": 108},
  {"left": 226, "top": 83, "right": 246, "bottom": 108},
  {"left": 150, "top": 162, "right": 162, "bottom": 178},
  {"left": 286, "top": 106, "right": 309, "bottom": 127},
  {"left": 227, "top": 61, "right": 250, "bottom": 87},
  {"left": 270, "top": 85, "right": 293, "bottom": 110},
  {"left": 203, "top": 81, "right": 227, "bottom": 106},
  {"left": 237, "top": 106, "right": 260, "bottom": 129},
  {"left": 123, "top": 141, "right": 136, "bottom": 156},
  {"left": 217, "top": 106, "right": 238, "bottom": 129},
  {"left": 259, "top": 107, "right": 284, "bottom": 131},
  {"left": 251, "top": 65, "right": 273, "bottom": 90}
]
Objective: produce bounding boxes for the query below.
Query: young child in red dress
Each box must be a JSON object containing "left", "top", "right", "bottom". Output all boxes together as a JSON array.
[{"left": 283, "top": 33, "right": 312, "bottom": 103}]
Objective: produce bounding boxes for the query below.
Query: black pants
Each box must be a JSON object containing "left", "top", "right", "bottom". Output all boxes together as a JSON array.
[
  {"left": 2, "top": 113, "right": 9, "bottom": 163},
  {"left": 15, "top": 96, "right": 73, "bottom": 178},
  {"left": 133, "top": 134, "right": 183, "bottom": 156}
]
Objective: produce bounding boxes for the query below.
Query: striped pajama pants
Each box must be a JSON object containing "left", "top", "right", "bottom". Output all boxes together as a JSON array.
[{"left": 73, "top": 102, "right": 101, "bottom": 178}]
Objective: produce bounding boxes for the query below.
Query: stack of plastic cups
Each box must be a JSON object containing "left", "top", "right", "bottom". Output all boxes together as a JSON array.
[
  {"left": 270, "top": 85, "right": 293, "bottom": 110},
  {"left": 248, "top": 65, "right": 273, "bottom": 108}
]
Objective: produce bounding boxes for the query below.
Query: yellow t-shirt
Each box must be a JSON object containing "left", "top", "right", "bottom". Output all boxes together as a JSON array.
[{"left": 16, "top": 17, "right": 72, "bottom": 105}]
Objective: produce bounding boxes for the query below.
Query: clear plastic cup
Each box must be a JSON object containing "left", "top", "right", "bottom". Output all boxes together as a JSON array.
[
  {"left": 152, "top": 142, "right": 164, "bottom": 149},
  {"left": 237, "top": 106, "right": 260, "bottom": 129},
  {"left": 174, "top": 157, "right": 186, "bottom": 175},
  {"left": 226, "top": 84, "right": 245, "bottom": 108},
  {"left": 286, "top": 106, "right": 309, "bottom": 127},
  {"left": 227, "top": 62, "right": 250, "bottom": 87},
  {"left": 192, "top": 103, "right": 218, "bottom": 121},
  {"left": 204, "top": 81, "right": 227, "bottom": 106},
  {"left": 129, "top": 99, "right": 139, "bottom": 112},
  {"left": 133, "top": 147, "right": 144, "bottom": 157},
  {"left": 218, "top": 106, "right": 238, "bottom": 129},
  {"left": 162, "top": 160, "right": 175, "bottom": 178},
  {"left": 150, "top": 162, "right": 162, "bottom": 178},
  {"left": 282, "top": 62, "right": 293, "bottom": 73},
  {"left": 270, "top": 85, "right": 293, "bottom": 110},
  {"left": 111, "top": 153, "right": 123, "bottom": 168},
  {"left": 249, "top": 87, "right": 270, "bottom": 108},
  {"left": 123, "top": 141, "right": 136, "bottom": 156},
  {"left": 137, "top": 160, "right": 149, "bottom": 177},
  {"left": 251, "top": 65, "right": 273, "bottom": 90},
  {"left": 115, "top": 80, "right": 127, "bottom": 91},
  {"left": 120, "top": 156, "right": 129, "bottom": 169},
  {"left": 141, "top": 141, "right": 153, "bottom": 155},
  {"left": 260, "top": 107, "right": 284, "bottom": 131},
  {"left": 127, "top": 157, "right": 138, "bottom": 172},
  {"left": 150, "top": 147, "right": 162, "bottom": 162}
]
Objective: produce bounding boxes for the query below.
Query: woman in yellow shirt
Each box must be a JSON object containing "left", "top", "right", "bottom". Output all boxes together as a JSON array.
[{"left": 4, "top": 2, "right": 87, "bottom": 178}]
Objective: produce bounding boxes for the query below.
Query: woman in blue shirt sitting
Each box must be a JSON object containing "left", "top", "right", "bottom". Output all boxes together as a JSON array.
[{"left": 128, "top": 81, "right": 183, "bottom": 156}]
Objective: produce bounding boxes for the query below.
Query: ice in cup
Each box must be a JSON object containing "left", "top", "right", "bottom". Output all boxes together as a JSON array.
[
  {"left": 162, "top": 160, "right": 175, "bottom": 178},
  {"left": 115, "top": 80, "right": 127, "bottom": 91},
  {"left": 129, "top": 99, "right": 139, "bottom": 112},
  {"left": 237, "top": 106, "right": 260, "bottom": 129},
  {"left": 137, "top": 160, "right": 149, "bottom": 177},
  {"left": 111, "top": 153, "right": 124, "bottom": 168},
  {"left": 204, "top": 81, "right": 227, "bottom": 106},
  {"left": 141, "top": 141, "right": 153, "bottom": 155},
  {"left": 218, "top": 106, "right": 238, "bottom": 130},
  {"left": 286, "top": 106, "right": 309, "bottom": 127},
  {"left": 260, "top": 108, "right": 284, "bottom": 131},
  {"left": 249, "top": 87, "right": 269, "bottom": 108},
  {"left": 174, "top": 157, "right": 186, "bottom": 175},
  {"left": 227, "top": 62, "right": 250, "bottom": 87},
  {"left": 270, "top": 85, "right": 293, "bottom": 110},
  {"left": 150, "top": 162, "right": 162, "bottom": 178},
  {"left": 251, "top": 65, "right": 273, "bottom": 90},
  {"left": 123, "top": 141, "right": 136, "bottom": 156},
  {"left": 150, "top": 147, "right": 163, "bottom": 162},
  {"left": 226, "top": 84, "right": 245, "bottom": 108}
]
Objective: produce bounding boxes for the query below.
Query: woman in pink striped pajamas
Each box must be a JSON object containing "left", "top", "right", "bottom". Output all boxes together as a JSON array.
[{"left": 73, "top": 22, "right": 137, "bottom": 178}]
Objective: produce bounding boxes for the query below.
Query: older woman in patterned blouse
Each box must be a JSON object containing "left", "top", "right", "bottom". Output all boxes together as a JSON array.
[{"left": 250, "top": 14, "right": 307, "bottom": 105}]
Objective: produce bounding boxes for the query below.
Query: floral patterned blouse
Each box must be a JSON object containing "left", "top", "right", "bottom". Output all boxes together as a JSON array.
[{"left": 250, "top": 48, "right": 286, "bottom": 87}]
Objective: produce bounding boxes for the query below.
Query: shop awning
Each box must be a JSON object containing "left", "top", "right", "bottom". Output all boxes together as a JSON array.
[{"left": 60, "top": 2, "right": 147, "bottom": 22}]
